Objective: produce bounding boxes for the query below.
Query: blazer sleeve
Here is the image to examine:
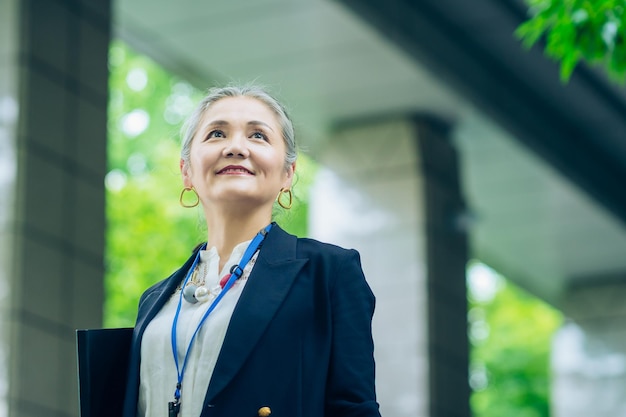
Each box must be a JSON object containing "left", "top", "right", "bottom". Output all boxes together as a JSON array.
[{"left": 325, "top": 249, "right": 381, "bottom": 417}]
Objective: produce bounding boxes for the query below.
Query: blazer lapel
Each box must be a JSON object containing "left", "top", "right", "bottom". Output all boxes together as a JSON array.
[
  {"left": 204, "top": 226, "right": 307, "bottom": 404},
  {"left": 124, "top": 247, "right": 199, "bottom": 417},
  {"left": 134, "top": 248, "right": 199, "bottom": 343}
]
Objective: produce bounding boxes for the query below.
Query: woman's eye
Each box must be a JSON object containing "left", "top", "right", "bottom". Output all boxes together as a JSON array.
[
  {"left": 251, "top": 131, "right": 268, "bottom": 141},
  {"left": 207, "top": 130, "right": 224, "bottom": 139}
]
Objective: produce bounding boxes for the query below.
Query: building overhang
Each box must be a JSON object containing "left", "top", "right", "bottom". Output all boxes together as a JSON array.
[{"left": 115, "top": 0, "right": 626, "bottom": 306}]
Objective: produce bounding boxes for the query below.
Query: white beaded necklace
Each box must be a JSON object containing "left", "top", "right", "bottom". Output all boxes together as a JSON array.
[{"left": 181, "top": 251, "right": 259, "bottom": 304}]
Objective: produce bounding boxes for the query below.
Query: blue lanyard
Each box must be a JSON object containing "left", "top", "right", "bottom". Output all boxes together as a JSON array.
[{"left": 170, "top": 223, "right": 273, "bottom": 403}]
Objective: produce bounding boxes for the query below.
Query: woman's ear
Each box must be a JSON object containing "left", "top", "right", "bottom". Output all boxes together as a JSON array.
[
  {"left": 283, "top": 162, "right": 296, "bottom": 189},
  {"left": 180, "top": 158, "right": 192, "bottom": 188}
]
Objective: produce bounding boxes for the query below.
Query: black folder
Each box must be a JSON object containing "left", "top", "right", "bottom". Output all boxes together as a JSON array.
[{"left": 76, "top": 328, "right": 133, "bottom": 417}]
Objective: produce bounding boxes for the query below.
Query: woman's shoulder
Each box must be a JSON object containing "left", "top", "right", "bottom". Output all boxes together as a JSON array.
[
  {"left": 293, "top": 236, "right": 366, "bottom": 280},
  {"left": 272, "top": 224, "right": 359, "bottom": 261},
  {"left": 295, "top": 236, "right": 359, "bottom": 259},
  {"left": 293, "top": 235, "right": 374, "bottom": 302}
]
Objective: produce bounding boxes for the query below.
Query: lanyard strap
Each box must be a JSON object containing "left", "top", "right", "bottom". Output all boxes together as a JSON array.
[{"left": 170, "top": 223, "right": 273, "bottom": 402}]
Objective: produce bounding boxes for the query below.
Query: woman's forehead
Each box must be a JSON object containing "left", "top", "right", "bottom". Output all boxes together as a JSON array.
[{"left": 200, "top": 96, "right": 279, "bottom": 127}]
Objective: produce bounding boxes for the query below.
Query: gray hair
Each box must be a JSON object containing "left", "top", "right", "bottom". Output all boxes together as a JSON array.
[{"left": 180, "top": 84, "right": 297, "bottom": 170}]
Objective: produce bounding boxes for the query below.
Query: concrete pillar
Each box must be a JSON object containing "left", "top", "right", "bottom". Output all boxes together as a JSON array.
[
  {"left": 552, "top": 277, "right": 626, "bottom": 417},
  {"left": 0, "top": 0, "right": 111, "bottom": 416},
  {"left": 310, "top": 115, "right": 469, "bottom": 417}
]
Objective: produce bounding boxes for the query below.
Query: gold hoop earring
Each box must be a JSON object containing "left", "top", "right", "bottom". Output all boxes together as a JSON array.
[
  {"left": 179, "top": 187, "right": 199, "bottom": 208},
  {"left": 277, "top": 188, "right": 293, "bottom": 209}
]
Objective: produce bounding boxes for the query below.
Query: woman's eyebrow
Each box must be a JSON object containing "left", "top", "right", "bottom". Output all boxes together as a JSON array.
[
  {"left": 248, "top": 120, "right": 274, "bottom": 132},
  {"left": 205, "top": 120, "right": 229, "bottom": 128},
  {"left": 204, "top": 120, "right": 274, "bottom": 133}
]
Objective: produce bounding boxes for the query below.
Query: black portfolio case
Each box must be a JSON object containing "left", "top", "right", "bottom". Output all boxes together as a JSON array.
[{"left": 76, "top": 328, "right": 133, "bottom": 417}]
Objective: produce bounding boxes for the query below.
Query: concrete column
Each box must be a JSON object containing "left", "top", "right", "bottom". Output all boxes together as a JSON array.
[
  {"left": 310, "top": 115, "right": 469, "bottom": 417},
  {"left": 0, "top": 0, "right": 111, "bottom": 416},
  {"left": 552, "top": 277, "right": 626, "bottom": 417}
]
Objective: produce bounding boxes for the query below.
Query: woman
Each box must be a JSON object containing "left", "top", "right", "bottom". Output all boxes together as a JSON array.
[{"left": 122, "top": 85, "right": 380, "bottom": 417}]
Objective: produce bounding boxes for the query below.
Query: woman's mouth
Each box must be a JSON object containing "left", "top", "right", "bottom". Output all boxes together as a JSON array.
[{"left": 216, "top": 165, "right": 254, "bottom": 175}]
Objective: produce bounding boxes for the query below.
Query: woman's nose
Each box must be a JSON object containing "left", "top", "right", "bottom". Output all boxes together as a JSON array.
[{"left": 222, "top": 134, "right": 250, "bottom": 158}]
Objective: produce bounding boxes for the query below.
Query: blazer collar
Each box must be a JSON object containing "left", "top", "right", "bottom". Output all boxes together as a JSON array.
[
  {"left": 135, "top": 224, "right": 298, "bottom": 340},
  {"left": 204, "top": 225, "right": 308, "bottom": 404},
  {"left": 133, "top": 246, "right": 200, "bottom": 342}
]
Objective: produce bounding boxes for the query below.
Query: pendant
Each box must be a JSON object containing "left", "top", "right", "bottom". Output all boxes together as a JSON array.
[
  {"left": 194, "top": 286, "right": 210, "bottom": 303},
  {"left": 193, "top": 284, "right": 223, "bottom": 303},
  {"left": 219, "top": 273, "right": 232, "bottom": 288},
  {"left": 182, "top": 284, "right": 198, "bottom": 304}
]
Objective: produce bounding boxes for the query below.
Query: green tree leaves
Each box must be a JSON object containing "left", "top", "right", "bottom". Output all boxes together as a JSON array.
[
  {"left": 105, "top": 41, "right": 206, "bottom": 326},
  {"left": 517, "top": 0, "right": 626, "bottom": 82}
]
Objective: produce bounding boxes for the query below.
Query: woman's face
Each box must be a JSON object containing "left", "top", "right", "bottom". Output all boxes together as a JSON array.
[{"left": 181, "top": 96, "right": 295, "bottom": 212}]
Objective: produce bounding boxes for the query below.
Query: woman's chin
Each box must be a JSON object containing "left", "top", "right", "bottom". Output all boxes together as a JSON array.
[{"left": 206, "top": 192, "right": 274, "bottom": 211}]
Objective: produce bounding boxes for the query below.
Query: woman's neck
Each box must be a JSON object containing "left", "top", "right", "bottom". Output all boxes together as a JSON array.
[{"left": 204, "top": 206, "right": 272, "bottom": 272}]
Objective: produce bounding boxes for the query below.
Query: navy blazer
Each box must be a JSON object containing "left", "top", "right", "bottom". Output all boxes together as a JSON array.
[{"left": 122, "top": 225, "right": 380, "bottom": 417}]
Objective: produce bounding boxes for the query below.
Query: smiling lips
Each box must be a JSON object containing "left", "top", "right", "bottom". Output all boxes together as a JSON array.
[{"left": 216, "top": 165, "right": 254, "bottom": 175}]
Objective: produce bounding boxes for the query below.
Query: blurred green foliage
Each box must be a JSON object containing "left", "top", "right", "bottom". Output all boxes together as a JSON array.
[
  {"left": 517, "top": 0, "right": 626, "bottom": 82},
  {"left": 105, "top": 41, "right": 316, "bottom": 327},
  {"left": 468, "top": 263, "right": 563, "bottom": 417}
]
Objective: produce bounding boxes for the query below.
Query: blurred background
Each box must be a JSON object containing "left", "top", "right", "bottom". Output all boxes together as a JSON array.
[{"left": 2, "top": 0, "right": 626, "bottom": 416}]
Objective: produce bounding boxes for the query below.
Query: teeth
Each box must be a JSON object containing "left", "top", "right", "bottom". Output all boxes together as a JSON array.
[{"left": 221, "top": 168, "right": 250, "bottom": 174}]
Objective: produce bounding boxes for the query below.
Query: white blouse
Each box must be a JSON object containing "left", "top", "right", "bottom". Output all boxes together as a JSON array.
[{"left": 138, "top": 240, "right": 256, "bottom": 417}]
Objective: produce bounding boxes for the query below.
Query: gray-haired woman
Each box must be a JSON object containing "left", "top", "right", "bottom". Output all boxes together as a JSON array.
[{"left": 123, "top": 84, "right": 381, "bottom": 417}]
